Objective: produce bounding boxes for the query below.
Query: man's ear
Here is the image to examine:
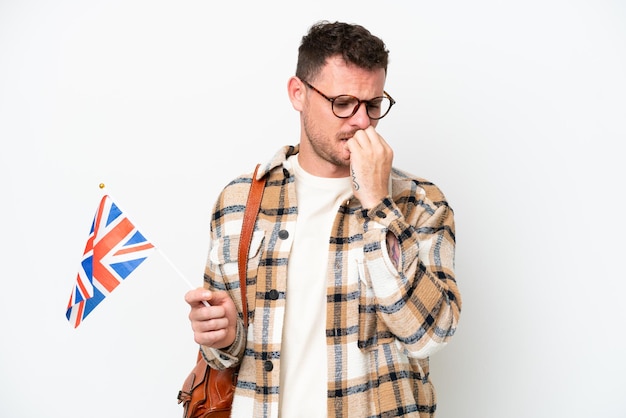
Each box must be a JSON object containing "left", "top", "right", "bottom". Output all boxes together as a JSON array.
[{"left": 287, "top": 76, "right": 306, "bottom": 112}]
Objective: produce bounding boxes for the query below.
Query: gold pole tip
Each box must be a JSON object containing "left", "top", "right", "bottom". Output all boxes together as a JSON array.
[{"left": 99, "top": 183, "right": 105, "bottom": 189}]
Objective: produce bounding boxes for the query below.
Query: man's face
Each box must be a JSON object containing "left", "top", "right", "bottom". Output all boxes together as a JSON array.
[{"left": 298, "top": 56, "right": 386, "bottom": 177}]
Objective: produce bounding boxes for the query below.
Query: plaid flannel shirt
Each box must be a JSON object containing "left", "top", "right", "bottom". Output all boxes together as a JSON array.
[{"left": 201, "top": 145, "right": 461, "bottom": 418}]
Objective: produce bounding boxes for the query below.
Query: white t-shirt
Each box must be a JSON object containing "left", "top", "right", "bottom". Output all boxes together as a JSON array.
[{"left": 279, "top": 155, "right": 352, "bottom": 417}]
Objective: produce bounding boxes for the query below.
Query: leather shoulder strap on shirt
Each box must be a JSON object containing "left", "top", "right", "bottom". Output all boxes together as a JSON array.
[{"left": 237, "top": 164, "right": 266, "bottom": 328}]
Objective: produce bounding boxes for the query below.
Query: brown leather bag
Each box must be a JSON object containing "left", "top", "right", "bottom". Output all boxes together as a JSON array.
[
  {"left": 177, "top": 164, "right": 266, "bottom": 418},
  {"left": 177, "top": 352, "right": 237, "bottom": 418}
]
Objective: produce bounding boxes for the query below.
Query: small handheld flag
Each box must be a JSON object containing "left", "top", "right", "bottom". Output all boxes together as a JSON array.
[{"left": 66, "top": 194, "right": 155, "bottom": 327}]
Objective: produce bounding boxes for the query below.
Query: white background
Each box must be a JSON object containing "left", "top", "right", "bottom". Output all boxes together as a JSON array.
[{"left": 1, "top": 1, "right": 625, "bottom": 417}]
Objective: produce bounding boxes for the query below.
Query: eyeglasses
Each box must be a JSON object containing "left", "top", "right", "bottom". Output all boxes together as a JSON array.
[{"left": 302, "top": 80, "right": 396, "bottom": 120}]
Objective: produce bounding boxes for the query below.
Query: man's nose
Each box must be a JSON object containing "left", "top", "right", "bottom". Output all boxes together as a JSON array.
[{"left": 349, "top": 102, "right": 371, "bottom": 129}]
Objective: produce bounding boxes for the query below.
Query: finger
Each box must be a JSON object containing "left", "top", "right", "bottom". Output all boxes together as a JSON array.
[
  {"left": 362, "top": 126, "right": 388, "bottom": 150},
  {"left": 363, "top": 126, "right": 392, "bottom": 158},
  {"left": 195, "top": 328, "right": 229, "bottom": 347},
  {"left": 363, "top": 125, "right": 378, "bottom": 139},
  {"left": 349, "top": 129, "right": 370, "bottom": 148},
  {"left": 206, "top": 290, "right": 232, "bottom": 306},
  {"left": 345, "top": 135, "right": 359, "bottom": 153},
  {"left": 190, "top": 302, "right": 227, "bottom": 320},
  {"left": 188, "top": 303, "right": 209, "bottom": 322},
  {"left": 350, "top": 128, "right": 386, "bottom": 155},
  {"left": 193, "top": 316, "right": 230, "bottom": 333},
  {"left": 184, "top": 287, "right": 211, "bottom": 305}
]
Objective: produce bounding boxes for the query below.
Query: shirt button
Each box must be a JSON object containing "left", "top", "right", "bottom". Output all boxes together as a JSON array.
[
  {"left": 278, "top": 230, "right": 289, "bottom": 239},
  {"left": 375, "top": 210, "right": 387, "bottom": 218},
  {"left": 268, "top": 289, "right": 279, "bottom": 300},
  {"left": 264, "top": 360, "right": 274, "bottom": 372}
]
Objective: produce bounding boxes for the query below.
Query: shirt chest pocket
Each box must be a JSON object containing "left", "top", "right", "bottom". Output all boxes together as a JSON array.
[{"left": 209, "top": 230, "right": 265, "bottom": 286}]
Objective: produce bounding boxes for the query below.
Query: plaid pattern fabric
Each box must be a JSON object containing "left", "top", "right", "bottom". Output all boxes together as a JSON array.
[{"left": 201, "top": 145, "right": 461, "bottom": 418}]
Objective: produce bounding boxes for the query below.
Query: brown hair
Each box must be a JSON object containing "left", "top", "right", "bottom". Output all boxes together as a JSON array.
[{"left": 295, "top": 21, "right": 389, "bottom": 82}]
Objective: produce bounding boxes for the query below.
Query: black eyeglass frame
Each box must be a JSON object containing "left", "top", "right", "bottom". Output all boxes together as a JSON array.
[{"left": 302, "top": 80, "right": 396, "bottom": 120}]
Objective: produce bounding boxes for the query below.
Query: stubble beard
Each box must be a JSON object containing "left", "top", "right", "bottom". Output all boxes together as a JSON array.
[{"left": 302, "top": 112, "right": 354, "bottom": 169}]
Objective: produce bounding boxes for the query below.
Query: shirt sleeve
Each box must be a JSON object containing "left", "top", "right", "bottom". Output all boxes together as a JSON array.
[
  {"left": 200, "top": 318, "right": 246, "bottom": 369},
  {"left": 358, "top": 189, "right": 461, "bottom": 359},
  {"left": 199, "top": 186, "right": 250, "bottom": 369}
]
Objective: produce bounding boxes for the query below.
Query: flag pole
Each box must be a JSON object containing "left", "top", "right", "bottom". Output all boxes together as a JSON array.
[
  {"left": 156, "top": 248, "right": 211, "bottom": 308},
  {"left": 98, "top": 183, "right": 211, "bottom": 307}
]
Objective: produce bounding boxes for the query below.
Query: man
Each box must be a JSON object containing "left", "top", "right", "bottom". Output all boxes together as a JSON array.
[{"left": 185, "top": 21, "right": 461, "bottom": 417}]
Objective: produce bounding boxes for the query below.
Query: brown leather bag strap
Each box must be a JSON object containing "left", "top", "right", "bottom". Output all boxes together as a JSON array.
[{"left": 237, "top": 164, "right": 266, "bottom": 328}]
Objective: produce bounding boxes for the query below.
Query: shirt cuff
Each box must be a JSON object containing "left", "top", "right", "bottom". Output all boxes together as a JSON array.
[
  {"left": 200, "top": 318, "right": 245, "bottom": 369},
  {"left": 358, "top": 197, "right": 399, "bottom": 228}
]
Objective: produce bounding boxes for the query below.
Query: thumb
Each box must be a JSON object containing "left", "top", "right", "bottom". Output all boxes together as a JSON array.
[{"left": 206, "top": 290, "right": 231, "bottom": 306}]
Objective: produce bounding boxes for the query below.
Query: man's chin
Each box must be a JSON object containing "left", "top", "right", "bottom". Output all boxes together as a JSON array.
[{"left": 328, "top": 154, "right": 350, "bottom": 170}]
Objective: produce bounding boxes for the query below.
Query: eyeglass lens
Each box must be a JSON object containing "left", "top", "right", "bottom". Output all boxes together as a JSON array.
[{"left": 332, "top": 95, "right": 392, "bottom": 119}]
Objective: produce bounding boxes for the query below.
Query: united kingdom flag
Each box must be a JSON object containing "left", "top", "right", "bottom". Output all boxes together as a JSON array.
[{"left": 66, "top": 195, "right": 155, "bottom": 328}]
